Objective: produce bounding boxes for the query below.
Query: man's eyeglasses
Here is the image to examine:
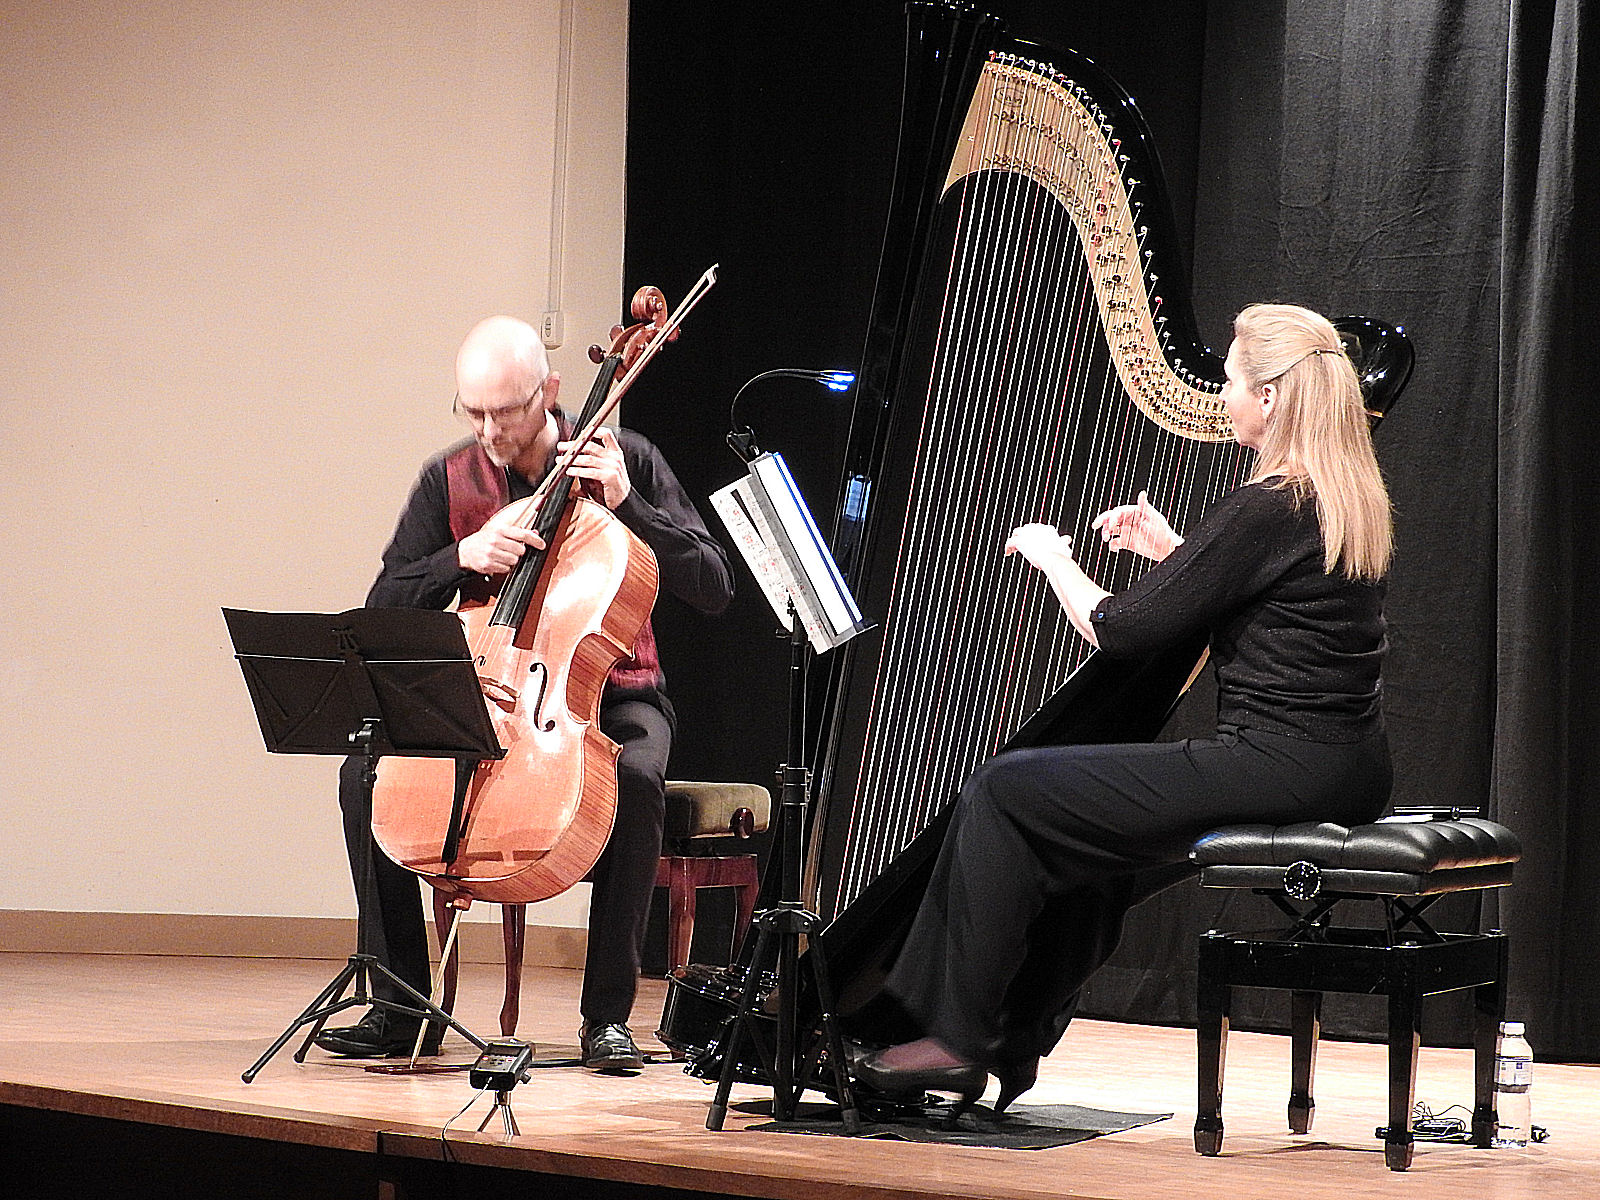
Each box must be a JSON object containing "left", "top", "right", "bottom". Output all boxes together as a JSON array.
[{"left": 453, "top": 385, "right": 545, "bottom": 428}]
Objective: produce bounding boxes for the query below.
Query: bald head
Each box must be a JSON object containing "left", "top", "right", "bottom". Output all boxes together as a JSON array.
[
  {"left": 455, "top": 315, "right": 549, "bottom": 401},
  {"left": 454, "top": 316, "right": 561, "bottom": 474}
]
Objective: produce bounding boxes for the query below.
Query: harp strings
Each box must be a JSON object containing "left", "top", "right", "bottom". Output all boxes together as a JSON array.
[
  {"left": 842, "top": 82, "right": 1038, "bottom": 896},
  {"left": 845, "top": 79, "right": 1101, "bottom": 899}
]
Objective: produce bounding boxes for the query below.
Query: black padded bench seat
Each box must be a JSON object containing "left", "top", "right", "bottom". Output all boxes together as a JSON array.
[
  {"left": 1191, "top": 817, "right": 1519, "bottom": 899},
  {"left": 1187, "top": 816, "right": 1521, "bottom": 1170}
]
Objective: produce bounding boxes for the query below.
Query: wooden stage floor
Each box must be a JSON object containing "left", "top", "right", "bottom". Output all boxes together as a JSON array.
[{"left": 2, "top": 951, "right": 1596, "bottom": 1199}]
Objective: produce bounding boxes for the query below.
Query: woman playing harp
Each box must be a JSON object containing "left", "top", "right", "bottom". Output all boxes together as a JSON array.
[{"left": 851, "top": 303, "right": 1395, "bottom": 1116}]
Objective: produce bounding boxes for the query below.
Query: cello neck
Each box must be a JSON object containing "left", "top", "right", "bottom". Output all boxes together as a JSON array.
[{"left": 487, "top": 352, "right": 622, "bottom": 631}]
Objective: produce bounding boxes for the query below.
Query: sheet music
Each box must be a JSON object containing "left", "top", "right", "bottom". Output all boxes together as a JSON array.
[{"left": 710, "top": 453, "right": 868, "bottom": 655}]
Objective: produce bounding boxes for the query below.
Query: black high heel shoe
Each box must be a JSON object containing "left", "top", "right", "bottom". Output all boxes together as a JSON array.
[
  {"left": 853, "top": 1051, "right": 989, "bottom": 1122},
  {"left": 993, "top": 1056, "right": 1039, "bottom": 1114}
]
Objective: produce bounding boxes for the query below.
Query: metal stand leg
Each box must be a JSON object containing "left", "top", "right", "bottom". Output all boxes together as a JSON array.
[
  {"left": 243, "top": 728, "right": 487, "bottom": 1083},
  {"left": 242, "top": 952, "right": 489, "bottom": 1083},
  {"left": 704, "top": 903, "right": 860, "bottom": 1133},
  {"left": 703, "top": 606, "right": 859, "bottom": 1134},
  {"left": 477, "top": 1090, "right": 521, "bottom": 1137}
]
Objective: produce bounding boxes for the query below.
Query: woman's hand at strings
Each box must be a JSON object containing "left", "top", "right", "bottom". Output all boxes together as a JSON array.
[
  {"left": 1005, "top": 523, "right": 1109, "bottom": 647},
  {"left": 1004, "top": 523, "right": 1077, "bottom": 571},
  {"left": 458, "top": 497, "right": 547, "bottom": 577},
  {"left": 1090, "top": 490, "right": 1182, "bottom": 561},
  {"left": 559, "top": 426, "right": 632, "bottom": 509}
]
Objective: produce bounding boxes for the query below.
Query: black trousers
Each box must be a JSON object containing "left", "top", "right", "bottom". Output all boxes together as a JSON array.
[
  {"left": 338, "top": 696, "right": 673, "bottom": 1026},
  {"left": 884, "top": 726, "right": 1392, "bottom": 1068}
]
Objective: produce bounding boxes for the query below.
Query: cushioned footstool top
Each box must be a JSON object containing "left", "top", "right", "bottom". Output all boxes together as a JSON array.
[{"left": 664, "top": 781, "right": 773, "bottom": 840}]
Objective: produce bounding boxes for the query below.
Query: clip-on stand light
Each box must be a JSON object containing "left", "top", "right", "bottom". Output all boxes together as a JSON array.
[{"left": 225, "top": 606, "right": 503, "bottom": 1082}]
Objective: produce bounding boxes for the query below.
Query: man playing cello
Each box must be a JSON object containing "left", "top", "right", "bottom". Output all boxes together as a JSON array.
[{"left": 317, "top": 314, "right": 733, "bottom": 1070}]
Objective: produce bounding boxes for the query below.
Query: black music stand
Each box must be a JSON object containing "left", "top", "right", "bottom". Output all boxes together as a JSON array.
[
  {"left": 705, "top": 453, "right": 870, "bottom": 1132},
  {"left": 224, "top": 606, "right": 504, "bottom": 1083}
]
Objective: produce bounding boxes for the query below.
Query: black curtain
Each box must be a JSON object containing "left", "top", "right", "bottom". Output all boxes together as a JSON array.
[
  {"left": 1495, "top": 0, "right": 1600, "bottom": 1058},
  {"left": 623, "top": 0, "right": 1600, "bottom": 1059}
]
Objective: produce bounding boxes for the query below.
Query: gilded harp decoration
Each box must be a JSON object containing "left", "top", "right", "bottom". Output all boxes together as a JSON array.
[{"left": 948, "top": 58, "right": 1233, "bottom": 441}]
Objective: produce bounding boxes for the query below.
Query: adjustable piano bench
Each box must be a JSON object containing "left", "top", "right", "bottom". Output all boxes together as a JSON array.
[{"left": 1188, "top": 816, "right": 1520, "bottom": 1170}]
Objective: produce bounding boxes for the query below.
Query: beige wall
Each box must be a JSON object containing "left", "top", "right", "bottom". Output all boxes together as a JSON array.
[{"left": 0, "top": 0, "right": 628, "bottom": 934}]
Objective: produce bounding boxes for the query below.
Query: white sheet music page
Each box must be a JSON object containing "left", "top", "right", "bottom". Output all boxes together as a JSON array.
[{"left": 710, "top": 476, "right": 831, "bottom": 650}]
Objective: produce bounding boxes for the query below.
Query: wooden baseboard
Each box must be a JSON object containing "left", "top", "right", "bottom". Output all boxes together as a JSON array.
[{"left": 0, "top": 910, "right": 587, "bottom": 970}]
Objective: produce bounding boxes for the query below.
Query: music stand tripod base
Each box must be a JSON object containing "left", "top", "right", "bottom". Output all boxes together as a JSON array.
[
  {"left": 704, "top": 902, "right": 861, "bottom": 1134},
  {"left": 240, "top": 951, "right": 490, "bottom": 1083},
  {"left": 703, "top": 624, "right": 861, "bottom": 1135}
]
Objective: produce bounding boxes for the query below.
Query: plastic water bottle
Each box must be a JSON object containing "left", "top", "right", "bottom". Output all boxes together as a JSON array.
[{"left": 1493, "top": 1020, "right": 1533, "bottom": 1148}]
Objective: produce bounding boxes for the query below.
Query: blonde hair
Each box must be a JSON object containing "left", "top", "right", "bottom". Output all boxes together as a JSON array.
[{"left": 1232, "top": 303, "right": 1393, "bottom": 580}]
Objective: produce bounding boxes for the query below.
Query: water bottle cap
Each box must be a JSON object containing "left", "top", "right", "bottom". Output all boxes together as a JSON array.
[{"left": 1502, "top": 1020, "right": 1525, "bottom": 1035}]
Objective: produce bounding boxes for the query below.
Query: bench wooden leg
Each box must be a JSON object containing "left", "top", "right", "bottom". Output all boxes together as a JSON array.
[
  {"left": 1385, "top": 986, "right": 1421, "bottom": 1170},
  {"left": 1289, "top": 989, "right": 1321, "bottom": 1134},
  {"left": 669, "top": 859, "right": 697, "bottom": 975},
  {"left": 1471, "top": 936, "right": 1509, "bottom": 1147},
  {"left": 1194, "top": 936, "right": 1230, "bottom": 1156},
  {"left": 501, "top": 904, "right": 526, "bottom": 1037},
  {"left": 731, "top": 860, "right": 760, "bottom": 957}
]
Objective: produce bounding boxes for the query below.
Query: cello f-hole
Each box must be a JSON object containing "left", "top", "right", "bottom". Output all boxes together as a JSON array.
[{"left": 527, "top": 661, "right": 557, "bottom": 733}]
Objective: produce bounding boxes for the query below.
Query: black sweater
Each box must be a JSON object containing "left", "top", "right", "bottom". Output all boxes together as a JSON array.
[{"left": 1090, "top": 483, "right": 1385, "bottom": 743}]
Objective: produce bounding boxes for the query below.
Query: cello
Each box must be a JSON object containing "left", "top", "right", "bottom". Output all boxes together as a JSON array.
[{"left": 370, "top": 270, "right": 718, "bottom": 933}]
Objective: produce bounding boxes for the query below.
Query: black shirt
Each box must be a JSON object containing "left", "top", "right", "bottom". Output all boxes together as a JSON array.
[{"left": 1090, "top": 482, "right": 1385, "bottom": 742}]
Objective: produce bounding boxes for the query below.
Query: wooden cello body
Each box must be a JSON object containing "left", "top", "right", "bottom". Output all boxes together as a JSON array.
[{"left": 370, "top": 495, "right": 657, "bottom": 906}]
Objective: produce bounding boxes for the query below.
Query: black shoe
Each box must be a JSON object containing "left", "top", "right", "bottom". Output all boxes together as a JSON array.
[
  {"left": 993, "top": 1055, "right": 1039, "bottom": 1114},
  {"left": 579, "top": 1021, "right": 644, "bottom": 1072},
  {"left": 852, "top": 1048, "right": 988, "bottom": 1124},
  {"left": 314, "top": 1009, "right": 444, "bottom": 1058}
]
